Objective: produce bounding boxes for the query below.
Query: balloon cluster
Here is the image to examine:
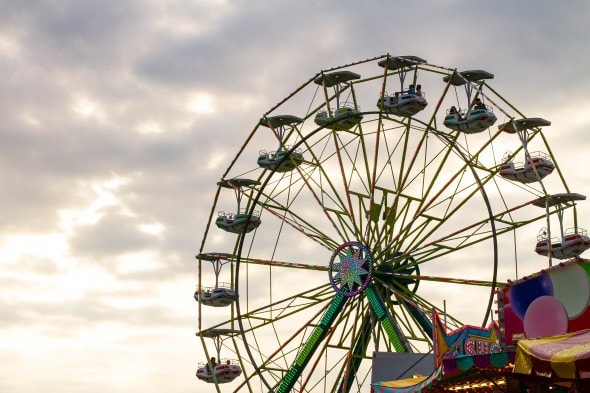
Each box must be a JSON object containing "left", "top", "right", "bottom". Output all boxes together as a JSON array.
[{"left": 502, "top": 262, "right": 590, "bottom": 341}]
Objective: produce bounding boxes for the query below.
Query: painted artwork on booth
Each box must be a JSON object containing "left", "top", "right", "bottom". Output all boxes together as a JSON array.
[{"left": 498, "top": 259, "right": 590, "bottom": 346}]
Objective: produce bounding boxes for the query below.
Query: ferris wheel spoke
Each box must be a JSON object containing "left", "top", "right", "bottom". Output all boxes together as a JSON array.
[
  {"left": 366, "top": 123, "right": 488, "bottom": 255},
  {"left": 238, "top": 284, "right": 334, "bottom": 332},
  {"left": 334, "top": 129, "right": 375, "bottom": 236},
  {"left": 399, "top": 197, "right": 552, "bottom": 266},
  {"left": 373, "top": 176, "right": 486, "bottom": 260},
  {"left": 295, "top": 133, "right": 370, "bottom": 241},
  {"left": 254, "top": 165, "right": 355, "bottom": 250},
  {"left": 239, "top": 256, "right": 330, "bottom": 271},
  {"left": 259, "top": 198, "right": 343, "bottom": 251}
]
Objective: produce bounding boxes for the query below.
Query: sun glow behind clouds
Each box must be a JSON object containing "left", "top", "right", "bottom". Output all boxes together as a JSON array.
[
  {"left": 138, "top": 223, "right": 165, "bottom": 235},
  {"left": 206, "top": 152, "right": 227, "bottom": 170},
  {"left": 118, "top": 251, "right": 162, "bottom": 275},
  {"left": 137, "top": 121, "right": 164, "bottom": 134},
  {"left": 0, "top": 233, "right": 67, "bottom": 263},
  {"left": 72, "top": 95, "right": 104, "bottom": 119},
  {"left": 186, "top": 93, "right": 216, "bottom": 115}
]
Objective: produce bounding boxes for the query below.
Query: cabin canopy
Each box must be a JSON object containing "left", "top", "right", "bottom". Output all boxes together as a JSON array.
[
  {"left": 313, "top": 70, "right": 360, "bottom": 87},
  {"left": 378, "top": 55, "right": 427, "bottom": 70},
  {"left": 532, "top": 193, "right": 586, "bottom": 208},
  {"left": 498, "top": 117, "right": 551, "bottom": 134},
  {"left": 259, "top": 115, "right": 303, "bottom": 129},
  {"left": 443, "top": 70, "right": 494, "bottom": 86}
]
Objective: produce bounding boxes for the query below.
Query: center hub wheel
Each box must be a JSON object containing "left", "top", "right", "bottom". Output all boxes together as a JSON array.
[{"left": 328, "top": 241, "right": 374, "bottom": 297}]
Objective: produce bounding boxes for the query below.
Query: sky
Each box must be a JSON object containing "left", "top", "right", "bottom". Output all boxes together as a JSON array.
[{"left": 2, "top": 1, "right": 590, "bottom": 393}]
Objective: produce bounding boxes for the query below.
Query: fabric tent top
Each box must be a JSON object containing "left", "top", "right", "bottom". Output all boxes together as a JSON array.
[{"left": 514, "top": 328, "right": 590, "bottom": 380}]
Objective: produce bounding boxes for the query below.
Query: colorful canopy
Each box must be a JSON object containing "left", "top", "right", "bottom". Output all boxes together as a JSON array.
[{"left": 514, "top": 328, "right": 590, "bottom": 380}]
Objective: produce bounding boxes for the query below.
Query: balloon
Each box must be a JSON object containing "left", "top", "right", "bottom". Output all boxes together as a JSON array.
[
  {"left": 524, "top": 296, "right": 568, "bottom": 338},
  {"left": 508, "top": 274, "right": 553, "bottom": 319},
  {"left": 549, "top": 263, "right": 590, "bottom": 318}
]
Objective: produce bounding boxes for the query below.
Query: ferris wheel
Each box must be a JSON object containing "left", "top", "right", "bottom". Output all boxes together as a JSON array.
[{"left": 195, "top": 54, "right": 583, "bottom": 392}]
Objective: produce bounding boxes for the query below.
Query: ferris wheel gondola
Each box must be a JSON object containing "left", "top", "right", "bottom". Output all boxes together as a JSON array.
[
  {"left": 533, "top": 193, "right": 590, "bottom": 261},
  {"left": 313, "top": 71, "right": 363, "bottom": 130},
  {"left": 215, "top": 178, "right": 261, "bottom": 234},
  {"left": 194, "top": 253, "right": 237, "bottom": 307},
  {"left": 442, "top": 70, "right": 497, "bottom": 133},
  {"left": 376, "top": 55, "right": 428, "bottom": 117},
  {"left": 257, "top": 115, "right": 304, "bottom": 172},
  {"left": 499, "top": 118, "right": 555, "bottom": 183},
  {"left": 196, "top": 328, "right": 242, "bottom": 384}
]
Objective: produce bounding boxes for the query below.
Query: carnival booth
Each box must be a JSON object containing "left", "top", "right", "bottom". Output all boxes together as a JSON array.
[
  {"left": 502, "top": 259, "right": 590, "bottom": 391},
  {"left": 372, "top": 259, "right": 590, "bottom": 392},
  {"left": 372, "top": 310, "right": 515, "bottom": 392}
]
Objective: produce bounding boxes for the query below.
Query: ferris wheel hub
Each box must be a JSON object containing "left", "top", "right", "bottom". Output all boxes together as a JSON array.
[{"left": 328, "top": 241, "right": 374, "bottom": 297}]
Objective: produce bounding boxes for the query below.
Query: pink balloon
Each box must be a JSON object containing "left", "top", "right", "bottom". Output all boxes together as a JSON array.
[{"left": 524, "top": 296, "right": 568, "bottom": 338}]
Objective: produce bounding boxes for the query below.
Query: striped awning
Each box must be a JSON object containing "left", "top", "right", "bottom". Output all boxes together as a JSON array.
[{"left": 514, "top": 328, "right": 590, "bottom": 380}]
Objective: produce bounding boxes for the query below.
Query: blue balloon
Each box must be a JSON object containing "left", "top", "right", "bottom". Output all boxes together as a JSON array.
[{"left": 509, "top": 274, "right": 554, "bottom": 319}]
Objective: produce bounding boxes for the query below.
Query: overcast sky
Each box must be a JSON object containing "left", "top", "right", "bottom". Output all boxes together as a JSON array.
[{"left": 2, "top": 1, "right": 590, "bottom": 393}]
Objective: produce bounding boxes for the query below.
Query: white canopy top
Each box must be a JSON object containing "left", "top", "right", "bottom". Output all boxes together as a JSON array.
[
  {"left": 378, "top": 55, "right": 427, "bottom": 70},
  {"left": 498, "top": 117, "right": 551, "bottom": 133},
  {"left": 313, "top": 70, "right": 360, "bottom": 87},
  {"left": 443, "top": 70, "right": 494, "bottom": 86}
]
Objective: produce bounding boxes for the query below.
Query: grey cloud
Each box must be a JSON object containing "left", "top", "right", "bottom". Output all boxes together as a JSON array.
[
  {"left": 0, "top": 295, "right": 191, "bottom": 331},
  {"left": 68, "top": 206, "right": 161, "bottom": 258}
]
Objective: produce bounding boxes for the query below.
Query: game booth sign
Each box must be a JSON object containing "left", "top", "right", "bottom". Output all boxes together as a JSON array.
[{"left": 372, "top": 259, "right": 590, "bottom": 392}]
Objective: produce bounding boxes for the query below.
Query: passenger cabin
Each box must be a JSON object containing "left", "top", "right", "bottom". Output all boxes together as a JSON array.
[
  {"left": 377, "top": 92, "right": 427, "bottom": 117},
  {"left": 216, "top": 178, "right": 261, "bottom": 234},
  {"left": 377, "top": 55, "right": 428, "bottom": 117},
  {"left": 314, "top": 105, "right": 363, "bottom": 130},
  {"left": 532, "top": 193, "right": 589, "bottom": 259},
  {"left": 194, "top": 283, "right": 237, "bottom": 307},
  {"left": 498, "top": 118, "right": 553, "bottom": 183},
  {"left": 196, "top": 328, "right": 242, "bottom": 384},
  {"left": 257, "top": 149, "right": 304, "bottom": 172},
  {"left": 535, "top": 228, "right": 590, "bottom": 259},
  {"left": 443, "top": 106, "right": 497, "bottom": 133},
  {"left": 442, "top": 70, "right": 497, "bottom": 133},
  {"left": 499, "top": 151, "right": 555, "bottom": 183},
  {"left": 196, "top": 359, "right": 242, "bottom": 383},
  {"left": 216, "top": 210, "right": 261, "bottom": 234},
  {"left": 313, "top": 71, "right": 363, "bottom": 131},
  {"left": 258, "top": 115, "right": 305, "bottom": 172}
]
